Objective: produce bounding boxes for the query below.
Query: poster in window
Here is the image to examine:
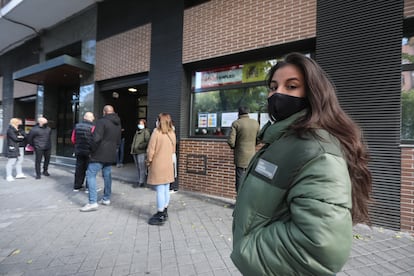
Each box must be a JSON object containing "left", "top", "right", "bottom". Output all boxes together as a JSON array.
[
  {"left": 248, "top": 113, "right": 258, "bottom": 121},
  {"left": 198, "top": 113, "right": 208, "bottom": 128},
  {"left": 221, "top": 112, "right": 238, "bottom": 127},
  {"left": 260, "top": 113, "right": 270, "bottom": 129},
  {"left": 208, "top": 113, "right": 217, "bottom": 128},
  {"left": 242, "top": 61, "right": 269, "bottom": 83}
]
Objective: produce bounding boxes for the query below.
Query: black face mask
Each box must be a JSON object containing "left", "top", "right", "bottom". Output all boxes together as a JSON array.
[{"left": 267, "top": 93, "right": 308, "bottom": 122}]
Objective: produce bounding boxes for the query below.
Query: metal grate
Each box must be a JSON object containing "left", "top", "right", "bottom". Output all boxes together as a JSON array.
[{"left": 316, "top": 0, "right": 404, "bottom": 230}]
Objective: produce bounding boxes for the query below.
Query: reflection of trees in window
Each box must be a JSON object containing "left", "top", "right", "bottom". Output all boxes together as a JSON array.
[
  {"left": 402, "top": 89, "right": 414, "bottom": 140},
  {"left": 402, "top": 53, "right": 414, "bottom": 64}
]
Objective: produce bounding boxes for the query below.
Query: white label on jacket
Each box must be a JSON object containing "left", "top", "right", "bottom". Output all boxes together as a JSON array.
[{"left": 254, "top": 158, "right": 277, "bottom": 179}]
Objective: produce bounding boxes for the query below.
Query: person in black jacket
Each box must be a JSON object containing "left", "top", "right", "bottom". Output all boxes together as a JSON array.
[
  {"left": 80, "top": 105, "right": 121, "bottom": 212},
  {"left": 27, "top": 117, "right": 52, "bottom": 179},
  {"left": 71, "top": 112, "right": 95, "bottom": 191},
  {"left": 5, "top": 118, "right": 25, "bottom": 181}
]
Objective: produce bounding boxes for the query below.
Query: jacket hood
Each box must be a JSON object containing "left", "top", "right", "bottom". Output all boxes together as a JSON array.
[{"left": 104, "top": 113, "right": 121, "bottom": 126}]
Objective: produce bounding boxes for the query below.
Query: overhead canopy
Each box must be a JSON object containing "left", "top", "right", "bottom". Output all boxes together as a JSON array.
[{"left": 13, "top": 55, "right": 94, "bottom": 86}]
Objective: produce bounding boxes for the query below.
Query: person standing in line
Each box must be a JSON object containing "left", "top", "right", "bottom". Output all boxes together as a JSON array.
[
  {"left": 130, "top": 119, "right": 151, "bottom": 188},
  {"left": 80, "top": 105, "right": 121, "bottom": 212},
  {"left": 27, "top": 117, "right": 52, "bottom": 179},
  {"left": 227, "top": 106, "right": 260, "bottom": 193},
  {"left": 71, "top": 112, "right": 95, "bottom": 192},
  {"left": 231, "top": 52, "right": 372, "bottom": 275},
  {"left": 146, "top": 113, "right": 176, "bottom": 225},
  {"left": 5, "top": 118, "right": 26, "bottom": 181}
]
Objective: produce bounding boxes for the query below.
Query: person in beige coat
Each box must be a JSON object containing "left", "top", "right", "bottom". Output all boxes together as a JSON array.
[{"left": 146, "top": 113, "right": 176, "bottom": 225}]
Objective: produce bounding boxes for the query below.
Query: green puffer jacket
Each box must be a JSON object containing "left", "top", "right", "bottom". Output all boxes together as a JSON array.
[{"left": 231, "top": 111, "right": 353, "bottom": 276}]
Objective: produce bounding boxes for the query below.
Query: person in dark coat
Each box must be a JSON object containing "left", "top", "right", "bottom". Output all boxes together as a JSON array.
[
  {"left": 27, "top": 117, "right": 52, "bottom": 179},
  {"left": 130, "top": 118, "right": 151, "bottom": 188},
  {"left": 71, "top": 112, "right": 95, "bottom": 191},
  {"left": 5, "top": 118, "right": 25, "bottom": 181},
  {"left": 80, "top": 105, "right": 121, "bottom": 212}
]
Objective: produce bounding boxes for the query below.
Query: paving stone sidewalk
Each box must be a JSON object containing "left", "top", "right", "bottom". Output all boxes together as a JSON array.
[{"left": 0, "top": 156, "right": 413, "bottom": 276}]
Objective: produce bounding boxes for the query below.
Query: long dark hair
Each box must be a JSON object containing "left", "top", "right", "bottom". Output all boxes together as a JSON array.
[{"left": 266, "top": 52, "right": 372, "bottom": 224}]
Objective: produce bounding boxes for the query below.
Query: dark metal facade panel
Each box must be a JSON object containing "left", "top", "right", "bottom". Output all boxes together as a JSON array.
[
  {"left": 316, "top": 0, "right": 403, "bottom": 230},
  {"left": 147, "top": 0, "right": 184, "bottom": 139}
]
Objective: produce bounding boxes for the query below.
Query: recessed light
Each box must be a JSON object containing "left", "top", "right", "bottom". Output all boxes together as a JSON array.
[{"left": 128, "top": 88, "right": 137, "bottom": 92}]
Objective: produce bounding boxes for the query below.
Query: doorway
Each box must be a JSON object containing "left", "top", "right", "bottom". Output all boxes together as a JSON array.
[{"left": 101, "top": 84, "right": 148, "bottom": 164}]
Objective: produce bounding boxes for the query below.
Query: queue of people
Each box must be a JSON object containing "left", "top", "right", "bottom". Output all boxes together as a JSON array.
[{"left": 3, "top": 53, "right": 373, "bottom": 275}]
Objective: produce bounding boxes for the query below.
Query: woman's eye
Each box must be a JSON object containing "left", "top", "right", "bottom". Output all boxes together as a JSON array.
[{"left": 287, "top": 84, "right": 297, "bottom": 90}]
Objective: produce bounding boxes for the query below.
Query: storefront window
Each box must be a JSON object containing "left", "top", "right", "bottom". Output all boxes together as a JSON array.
[
  {"left": 402, "top": 36, "right": 414, "bottom": 141},
  {"left": 402, "top": 36, "right": 414, "bottom": 65},
  {"left": 192, "top": 87, "right": 269, "bottom": 136},
  {"left": 191, "top": 61, "right": 274, "bottom": 137},
  {"left": 401, "top": 70, "right": 414, "bottom": 140}
]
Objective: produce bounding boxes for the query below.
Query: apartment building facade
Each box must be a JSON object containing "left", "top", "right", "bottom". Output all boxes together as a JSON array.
[{"left": 1, "top": 0, "right": 413, "bottom": 232}]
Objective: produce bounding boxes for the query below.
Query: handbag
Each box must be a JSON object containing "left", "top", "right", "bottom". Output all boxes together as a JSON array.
[{"left": 25, "top": 144, "right": 34, "bottom": 152}]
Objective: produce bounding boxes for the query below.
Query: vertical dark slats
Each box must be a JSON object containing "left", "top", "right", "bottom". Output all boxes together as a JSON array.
[
  {"left": 148, "top": 0, "right": 185, "bottom": 138},
  {"left": 316, "top": 0, "right": 403, "bottom": 230}
]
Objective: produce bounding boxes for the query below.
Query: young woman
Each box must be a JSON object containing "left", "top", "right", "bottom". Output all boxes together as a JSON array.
[
  {"left": 146, "top": 113, "right": 176, "bottom": 225},
  {"left": 130, "top": 119, "right": 151, "bottom": 188},
  {"left": 231, "top": 52, "right": 372, "bottom": 275}
]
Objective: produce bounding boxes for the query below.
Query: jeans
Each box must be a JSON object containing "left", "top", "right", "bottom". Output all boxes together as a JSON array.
[
  {"left": 116, "top": 138, "right": 125, "bottom": 165},
  {"left": 6, "top": 148, "right": 25, "bottom": 177},
  {"left": 16, "top": 147, "right": 24, "bottom": 175},
  {"left": 86, "top": 162, "right": 112, "bottom": 204},
  {"left": 155, "top": 183, "right": 170, "bottom": 211},
  {"left": 74, "top": 154, "right": 89, "bottom": 189},
  {"left": 132, "top": 153, "right": 147, "bottom": 183},
  {"left": 34, "top": 148, "right": 51, "bottom": 177}
]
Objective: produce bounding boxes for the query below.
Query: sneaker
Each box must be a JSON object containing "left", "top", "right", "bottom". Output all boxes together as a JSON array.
[
  {"left": 99, "top": 199, "right": 111, "bottom": 206},
  {"left": 35, "top": 175, "right": 41, "bottom": 180},
  {"left": 73, "top": 189, "right": 80, "bottom": 192},
  {"left": 84, "top": 189, "right": 89, "bottom": 194},
  {"left": 6, "top": 176, "right": 15, "bottom": 182},
  {"left": 43, "top": 171, "right": 50, "bottom": 176},
  {"left": 148, "top": 211, "right": 166, "bottom": 225},
  {"left": 15, "top": 174, "right": 26, "bottom": 179},
  {"left": 80, "top": 203, "right": 98, "bottom": 212}
]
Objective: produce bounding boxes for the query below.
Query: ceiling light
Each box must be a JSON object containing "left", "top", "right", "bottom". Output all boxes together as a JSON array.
[{"left": 128, "top": 88, "right": 137, "bottom": 92}]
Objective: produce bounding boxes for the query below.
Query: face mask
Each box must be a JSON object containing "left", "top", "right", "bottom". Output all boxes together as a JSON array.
[
  {"left": 267, "top": 93, "right": 308, "bottom": 122},
  {"left": 137, "top": 124, "right": 144, "bottom": 130}
]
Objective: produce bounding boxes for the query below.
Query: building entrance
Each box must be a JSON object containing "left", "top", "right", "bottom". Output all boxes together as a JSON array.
[{"left": 101, "top": 84, "right": 148, "bottom": 164}]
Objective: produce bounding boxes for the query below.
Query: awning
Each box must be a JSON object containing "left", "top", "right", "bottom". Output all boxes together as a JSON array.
[{"left": 13, "top": 55, "right": 94, "bottom": 86}]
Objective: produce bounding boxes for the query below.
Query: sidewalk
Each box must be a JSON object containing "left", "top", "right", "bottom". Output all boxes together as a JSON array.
[{"left": 0, "top": 156, "right": 413, "bottom": 276}]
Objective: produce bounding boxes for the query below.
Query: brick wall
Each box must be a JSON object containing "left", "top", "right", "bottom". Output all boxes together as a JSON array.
[
  {"left": 405, "top": 0, "right": 414, "bottom": 18},
  {"left": 178, "top": 139, "right": 237, "bottom": 199},
  {"left": 95, "top": 24, "right": 151, "bottom": 81},
  {"left": 401, "top": 147, "right": 414, "bottom": 232},
  {"left": 182, "top": 0, "right": 316, "bottom": 63}
]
